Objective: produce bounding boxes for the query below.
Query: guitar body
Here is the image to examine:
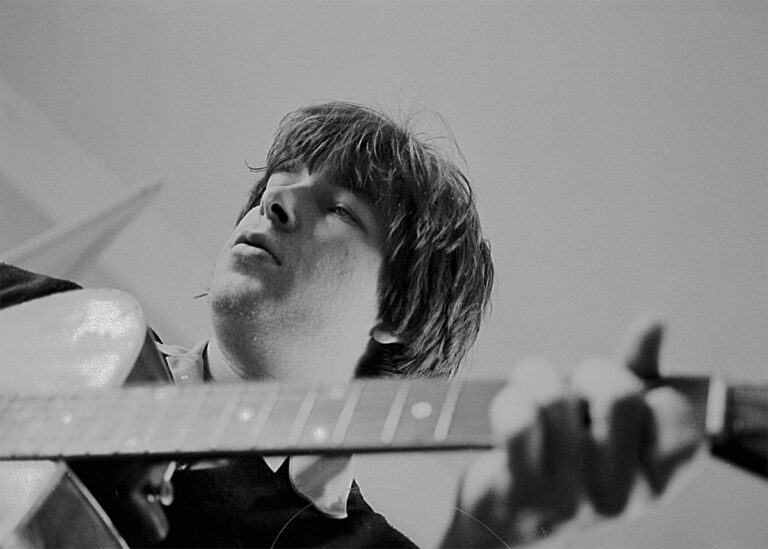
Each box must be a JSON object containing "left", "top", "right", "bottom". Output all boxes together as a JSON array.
[
  {"left": 0, "top": 461, "right": 124, "bottom": 548},
  {"left": 0, "top": 288, "right": 171, "bottom": 548}
]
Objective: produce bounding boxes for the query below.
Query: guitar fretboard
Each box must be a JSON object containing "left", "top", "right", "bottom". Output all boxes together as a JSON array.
[{"left": 0, "top": 379, "right": 504, "bottom": 460}]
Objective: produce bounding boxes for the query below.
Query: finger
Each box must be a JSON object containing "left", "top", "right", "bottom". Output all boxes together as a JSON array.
[
  {"left": 121, "top": 461, "right": 172, "bottom": 546},
  {"left": 499, "top": 357, "right": 563, "bottom": 479},
  {"left": 571, "top": 358, "right": 649, "bottom": 517},
  {"left": 621, "top": 318, "right": 664, "bottom": 379},
  {"left": 641, "top": 386, "right": 703, "bottom": 494},
  {"left": 534, "top": 396, "right": 583, "bottom": 525},
  {"left": 489, "top": 375, "right": 537, "bottom": 449},
  {"left": 503, "top": 358, "right": 581, "bottom": 527}
]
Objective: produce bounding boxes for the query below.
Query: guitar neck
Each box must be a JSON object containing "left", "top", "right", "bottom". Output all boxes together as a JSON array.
[
  {"left": 1, "top": 376, "right": 765, "bottom": 478},
  {"left": 0, "top": 379, "right": 502, "bottom": 458}
]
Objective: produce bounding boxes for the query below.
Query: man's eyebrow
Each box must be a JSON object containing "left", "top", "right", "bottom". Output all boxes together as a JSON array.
[
  {"left": 266, "top": 168, "right": 305, "bottom": 188},
  {"left": 273, "top": 158, "right": 304, "bottom": 174},
  {"left": 335, "top": 185, "right": 377, "bottom": 211}
]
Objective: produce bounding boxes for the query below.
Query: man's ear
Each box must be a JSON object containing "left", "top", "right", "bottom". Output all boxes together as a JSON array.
[{"left": 370, "top": 322, "right": 403, "bottom": 345}]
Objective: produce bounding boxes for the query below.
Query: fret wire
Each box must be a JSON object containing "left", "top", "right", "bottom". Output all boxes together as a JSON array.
[
  {"left": 246, "top": 384, "right": 280, "bottom": 448},
  {"left": 59, "top": 395, "right": 119, "bottom": 456},
  {"left": 49, "top": 396, "right": 93, "bottom": 457},
  {"left": 178, "top": 385, "right": 233, "bottom": 451},
  {"left": 706, "top": 376, "right": 726, "bottom": 438},
  {"left": 0, "top": 399, "right": 14, "bottom": 447},
  {"left": 148, "top": 387, "right": 198, "bottom": 452},
  {"left": 433, "top": 380, "right": 463, "bottom": 442},
  {"left": 331, "top": 383, "right": 361, "bottom": 445},
  {"left": 1, "top": 426, "right": 25, "bottom": 458},
  {"left": 53, "top": 393, "right": 96, "bottom": 456},
  {"left": 30, "top": 397, "right": 56, "bottom": 453},
  {"left": 97, "top": 388, "right": 147, "bottom": 455},
  {"left": 87, "top": 388, "right": 141, "bottom": 455},
  {"left": 0, "top": 394, "right": 16, "bottom": 417},
  {"left": 0, "top": 397, "right": 28, "bottom": 456},
  {"left": 0, "top": 395, "right": 20, "bottom": 442},
  {"left": 116, "top": 386, "right": 173, "bottom": 453},
  {"left": 288, "top": 389, "right": 318, "bottom": 446},
  {"left": 37, "top": 393, "right": 73, "bottom": 429},
  {"left": 171, "top": 384, "right": 213, "bottom": 452},
  {"left": 21, "top": 414, "right": 46, "bottom": 450},
  {"left": 206, "top": 384, "right": 245, "bottom": 450},
  {"left": 129, "top": 385, "right": 176, "bottom": 452},
  {"left": 380, "top": 382, "right": 410, "bottom": 444},
  {"left": 42, "top": 394, "right": 93, "bottom": 457}
]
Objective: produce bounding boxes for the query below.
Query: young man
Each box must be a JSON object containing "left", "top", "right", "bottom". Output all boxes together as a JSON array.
[{"left": 1, "top": 102, "right": 700, "bottom": 548}]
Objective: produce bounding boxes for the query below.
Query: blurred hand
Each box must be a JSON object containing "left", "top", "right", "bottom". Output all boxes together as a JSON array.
[
  {"left": 442, "top": 321, "right": 703, "bottom": 548},
  {"left": 71, "top": 458, "right": 173, "bottom": 546}
]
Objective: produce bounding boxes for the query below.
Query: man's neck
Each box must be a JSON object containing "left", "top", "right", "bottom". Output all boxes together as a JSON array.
[
  {"left": 206, "top": 336, "right": 261, "bottom": 382},
  {"left": 208, "top": 321, "right": 364, "bottom": 384}
]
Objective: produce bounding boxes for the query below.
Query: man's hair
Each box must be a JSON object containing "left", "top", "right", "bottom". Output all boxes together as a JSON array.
[{"left": 238, "top": 102, "right": 493, "bottom": 378}]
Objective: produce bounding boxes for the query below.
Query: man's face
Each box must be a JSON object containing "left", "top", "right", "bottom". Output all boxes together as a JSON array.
[{"left": 209, "top": 168, "right": 385, "bottom": 382}]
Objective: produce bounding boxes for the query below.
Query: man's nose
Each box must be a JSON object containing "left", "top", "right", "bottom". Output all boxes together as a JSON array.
[{"left": 262, "top": 187, "right": 298, "bottom": 230}]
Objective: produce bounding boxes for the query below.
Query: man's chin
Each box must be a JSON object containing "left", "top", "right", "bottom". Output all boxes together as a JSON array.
[{"left": 209, "top": 274, "right": 264, "bottom": 317}]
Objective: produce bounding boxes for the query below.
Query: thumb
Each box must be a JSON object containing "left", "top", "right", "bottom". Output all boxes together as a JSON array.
[
  {"left": 622, "top": 318, "right": 665, "bottom": 379},
  {"left": 127, "top": 488, "right": 170, "bottom": 546}
]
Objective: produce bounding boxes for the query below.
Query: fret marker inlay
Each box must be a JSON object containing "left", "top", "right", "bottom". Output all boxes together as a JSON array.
[
  {"left": 312, "top": 425, "right": 330, "bottom": 443},
  {"left": 410, "top": 402, "right": 432, "bottom": 420},
  {"left": 328, "top": 385, "right": 346, "bottom": 400},
  {"left": 237, "top": 407, "right": 255, "bottom": 422}
]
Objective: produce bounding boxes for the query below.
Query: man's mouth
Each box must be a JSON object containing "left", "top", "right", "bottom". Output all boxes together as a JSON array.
[{"left": 235, "top": 233, "right": 282, "bottom": 265}]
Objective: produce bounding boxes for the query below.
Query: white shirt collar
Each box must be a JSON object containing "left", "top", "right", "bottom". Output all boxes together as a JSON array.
[{"left": 156, "top": 340, "right": 354, "bottom": 519}]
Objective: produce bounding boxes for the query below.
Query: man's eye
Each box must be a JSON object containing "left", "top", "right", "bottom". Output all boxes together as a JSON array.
[{"left": 330, "top": 205, "right": 358, "bottom": 224}]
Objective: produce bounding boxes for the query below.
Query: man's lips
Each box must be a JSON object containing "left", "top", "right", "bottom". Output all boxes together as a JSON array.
[{"left": 234, "top": 233, "right": 282, "bottom": 265}]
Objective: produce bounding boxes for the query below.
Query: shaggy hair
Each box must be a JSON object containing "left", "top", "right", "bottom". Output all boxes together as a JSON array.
[{"left": 238, "top": 102, "right": 494, "bottom": 378}]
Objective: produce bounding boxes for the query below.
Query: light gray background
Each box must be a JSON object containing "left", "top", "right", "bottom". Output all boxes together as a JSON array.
[{"left": 1, "top": 1, "right": 766, "bottom": 547}]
